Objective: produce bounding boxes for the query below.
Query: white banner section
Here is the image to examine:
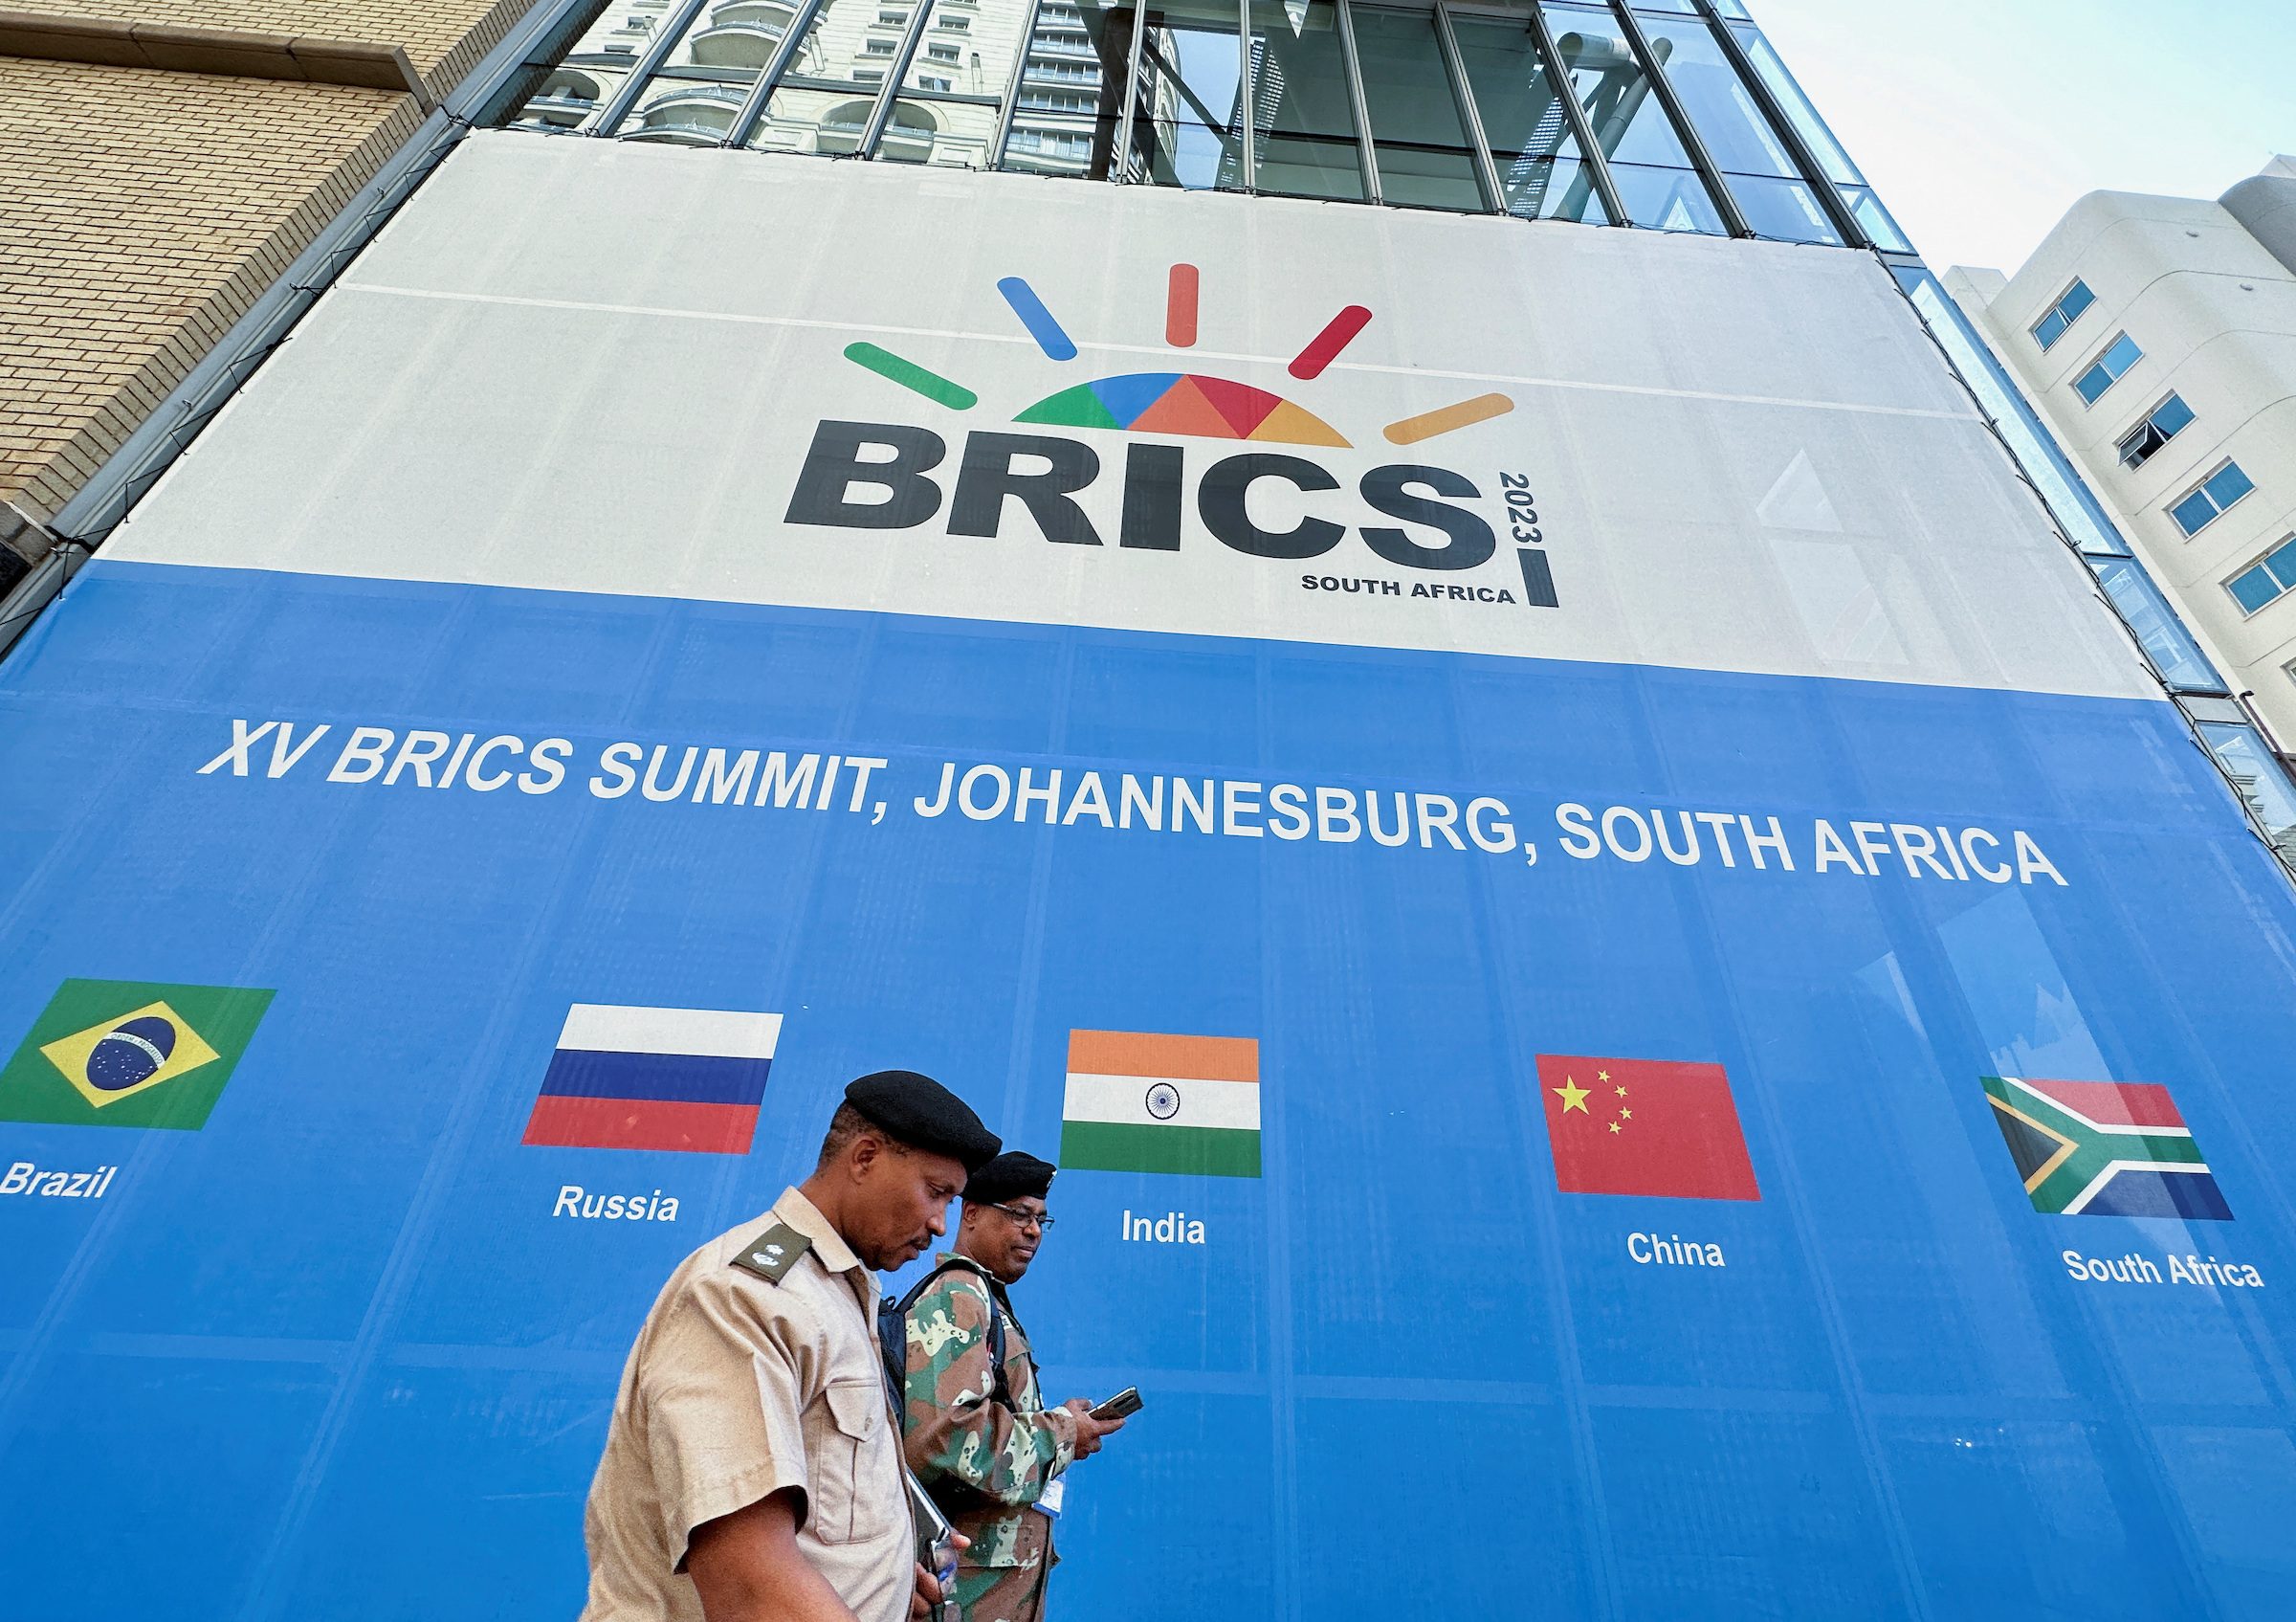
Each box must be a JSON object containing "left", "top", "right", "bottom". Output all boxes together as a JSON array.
[{"left": 107, "top": 132, "right": 2153, "bottom": 700}]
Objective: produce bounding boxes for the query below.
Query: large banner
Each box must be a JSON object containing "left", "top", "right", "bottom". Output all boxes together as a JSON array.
[{"left": 4, "top": 134, "right": 2294, "bottom": 1619}]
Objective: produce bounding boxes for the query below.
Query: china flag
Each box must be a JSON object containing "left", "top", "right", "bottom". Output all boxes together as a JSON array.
[{"left": 1534, "top": 1055, "right": 1760, "bottom": 1201}]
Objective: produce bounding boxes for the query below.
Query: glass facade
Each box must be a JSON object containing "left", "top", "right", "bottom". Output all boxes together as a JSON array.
[
  {"left": 489, "top": 0, "right": 2296, "bottom": 868},
  {"left": 501, "top": 0, "right": 1868, "bottom": 241}
]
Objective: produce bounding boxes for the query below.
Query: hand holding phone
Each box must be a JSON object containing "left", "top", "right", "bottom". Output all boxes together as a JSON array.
[{"left": 1089, "top": 1387, "right": 1143, "bottom": 1421}]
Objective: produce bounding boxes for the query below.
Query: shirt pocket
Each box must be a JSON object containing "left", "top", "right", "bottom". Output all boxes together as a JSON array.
[{"left": 809, "top": 1376, "right": 900, "bottom": 1546}]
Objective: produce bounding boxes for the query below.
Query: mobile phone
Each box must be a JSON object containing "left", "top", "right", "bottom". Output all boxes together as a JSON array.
[{"left": 1090, "top": 1387, "right": 1143, "bottom": 1421}]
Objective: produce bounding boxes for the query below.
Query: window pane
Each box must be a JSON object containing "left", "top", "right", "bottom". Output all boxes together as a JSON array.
[
  {"left": 1130, "top": 0, "right": 1251, "bottom": 190},
  {"left": 1004, "top": 1, "right": 1140, "bottom": 178},
  {"left": 1448, "top": 14, "right": 1603, "bottom": 222},
  {"left": 1244, "top": 0, "right": 1362, "bottom": 201},
  {"left": 1726, "top": 24, "right": 1859, "bottom": 185},
  {"left": 2074, "top": 336, "right": 2136, "bottom": 406},
  {"left": 1541, "top": 3, "right": 1722, "bottom": 232},
  {"left": 2198, "top": 721, "right": 2296, "bottom": 851},
  {"left": 510, "top": 0, "right": 695, "bottom": 135},
  {"left": 2266, "top": 537, "right": 2296, "bottom": 589},
  {"left": 2091, "top": 556, "right": 2220, "bottom": 691},
  {"left": 1351, "top": 7, "right": 1489, "bottom": 212},
  {"left": 1721, "top": 172, "right": 1843, "bottom": 245},
  {"left": 2058, "top": 278, "right": 2095, "bottom": 322},
  {"left": 874, "top": 96, "right": 995, "bottom": 162},
  {"left": 1624, "top": 13, "right": 1794, "bottom": 177},
  {"left": 2227, "top": 566, "right": 2280, "bottom": 614},
  {"left": 745, "top": 0, "right": 909, "bottom": 152},
  {"left": 2152, "top": 392, "right": 2196, "bottom": 439},
  {"left": 2207, "top": 461, "right": 2255, "bottom": 507},
  {"left": 1840, "top": 185, "right": 1909, "bottom": 251},
  {"left": 1628, "top": 9, "right": 1846, "bottom": 242},
  {"left": 2174, "top": 490, "right": 2219, "bottom": 536}
]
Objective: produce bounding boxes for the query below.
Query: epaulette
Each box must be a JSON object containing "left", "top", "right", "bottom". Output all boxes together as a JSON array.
[{"left": 731, "top": 1222, "right": 812, "bottom": 1284}]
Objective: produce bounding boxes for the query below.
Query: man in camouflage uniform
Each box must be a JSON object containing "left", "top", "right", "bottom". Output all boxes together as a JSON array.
[{"left": 897, "top": 1151, "right": 1124, "bottom": 1622}]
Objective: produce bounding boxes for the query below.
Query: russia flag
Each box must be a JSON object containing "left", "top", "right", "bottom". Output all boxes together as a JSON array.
[{"left": 520, "top": 1005, "right": 779, "bottom": 1154}]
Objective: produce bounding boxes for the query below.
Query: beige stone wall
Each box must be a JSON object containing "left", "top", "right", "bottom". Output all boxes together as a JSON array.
[{"left": 0, "top": 0, "right": 533, "bottom": 538}]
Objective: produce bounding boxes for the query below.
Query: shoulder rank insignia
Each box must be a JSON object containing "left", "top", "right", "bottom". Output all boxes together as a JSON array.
[{"left": 732, "top": 1222, "right": 812, "bottom": 1284}]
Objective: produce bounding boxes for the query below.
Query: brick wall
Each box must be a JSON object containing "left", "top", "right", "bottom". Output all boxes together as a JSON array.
[{"left": 0, "top": 0, "right": 532, "bottom": 541}]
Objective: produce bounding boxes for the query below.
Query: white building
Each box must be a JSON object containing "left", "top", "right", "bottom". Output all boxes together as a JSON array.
[{"left": 1949, "top": 157, "right": 2296, "bottom": 750}]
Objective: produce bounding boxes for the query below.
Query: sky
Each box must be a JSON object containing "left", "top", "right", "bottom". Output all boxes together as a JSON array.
[{"left": 1749, "top": 0, "right": 2296, "bottom": 275}]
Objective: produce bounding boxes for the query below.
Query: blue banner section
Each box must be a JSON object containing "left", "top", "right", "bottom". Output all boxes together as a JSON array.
[{"left": 3, "top": 562, "right": 2295, "bottom": 1620}]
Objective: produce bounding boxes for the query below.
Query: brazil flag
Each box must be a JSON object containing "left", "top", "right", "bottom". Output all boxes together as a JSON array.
[{"left": 0, "top": 979, "right": 274, "bottom": 1130}]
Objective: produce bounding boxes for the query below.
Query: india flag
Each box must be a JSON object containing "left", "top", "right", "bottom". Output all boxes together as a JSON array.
[{"left": 1060, "top": 1030, "right": 1261, "bottom": 1179}]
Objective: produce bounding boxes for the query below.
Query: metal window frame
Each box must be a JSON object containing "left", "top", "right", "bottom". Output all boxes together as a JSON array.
[
  {"left": 2031, "top": 276, "right": 2092, "bottom": 347},
  {"left": 860, "top": 0, "right": 941, "bottom": 150},
  {"left": 1689, "top": 0, "right": 1862, "bottom": 246},
  {"left": 1604, "top": 0, "right": 1746, "bottom": 236},
  {"left": 2073, "top": 331, "right": 2139, "bottom": 406},
  {"left": 1235, "top": 0, "right": 1256, "bottom": 191},
  {"left": 1114, "top": 0, "right": 1148, "bottom": 181},
  {"left": 1426, "top": 3, "right": 1502, "bottom": 212},
  {"left": 1331, "top": 0, "right": 1380, "bottom": 204},
  {"left": 986, "top": 0, "right": 1049, "bottom": 164},
  {"left": 1519, "top": 1, "right": 1625, "bottom": 225},
  {"left": 593, "top": 0, "right": 721, "bottom": 135},
  {"left": 718, "top": 0, "right": 832, "bottom": 144}
]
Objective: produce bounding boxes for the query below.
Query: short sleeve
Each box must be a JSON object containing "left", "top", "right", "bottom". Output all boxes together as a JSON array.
[{"left": 642, "top": 1276, "right": 820, "bottom": 1568}]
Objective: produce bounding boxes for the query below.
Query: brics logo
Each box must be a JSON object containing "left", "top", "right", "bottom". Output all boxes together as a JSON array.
[
  {"left": 0, "top": 979, "right": 274, "bottom": 1129},
  {"left": 790, "top": 266, "right": 1555, "bottom": 605}
]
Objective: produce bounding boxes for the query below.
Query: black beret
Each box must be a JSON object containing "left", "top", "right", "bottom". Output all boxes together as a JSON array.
[
  {"left": 964, "top": 1151, "right": 1055, "bottom": 1206},
  {"left": 845, "top": 1070, "right": 1001, "bottom": 1172}
]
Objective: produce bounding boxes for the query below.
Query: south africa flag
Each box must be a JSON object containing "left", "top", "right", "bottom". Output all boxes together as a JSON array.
[{"left": 1982, "top": 1075, "right": 2230, "bottom": 1220}]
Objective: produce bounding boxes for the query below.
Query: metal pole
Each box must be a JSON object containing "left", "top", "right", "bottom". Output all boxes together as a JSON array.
[
  {"left": 1690, "top": 0, "right": 1865, "bottom": 247},
  {"left": 1605, "top": 0, "right": 1749, "bottom": 237},
  {"left": 987, "top": 0, "right": 1049, "bottom": 167},
  {"left": 720, "top": 0, "right": 833, "bottom": 147},
  {"left": 1115, "top": 1, "right": 1148, "bottom": 180},
  {"left": 861, "top": 0, "right": 940, "bottom": 151},
  {"left": 1234, "top": 0, "right": 1255, "bottom": 191},
  {"left": 1430, "top": 3, "right": 1501, "bottom": 214},
  {"left": 1523, "top": 3, "right": 1624, "bottom": 226},
  {"left": 1332, "top": 0, "right": 1380, "bottom": 205},
  {"left": 593, "top": 0, "right": 718, "bottom": 136}
]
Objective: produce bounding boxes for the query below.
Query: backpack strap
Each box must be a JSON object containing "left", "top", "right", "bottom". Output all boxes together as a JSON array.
[{"left": 893, "top": 1257, "right": 1013, "bottom": 1409}]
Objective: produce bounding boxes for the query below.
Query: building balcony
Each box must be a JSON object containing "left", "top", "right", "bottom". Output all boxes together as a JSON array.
[
  {"left": 519, "top": 68, "right": 606, "bottom": 127},
  {"left": 625, "top": 83, "right": 748, "bottom": 144},
  {"left": 690, "top": 17, "right": 789, "bottom": 67}
]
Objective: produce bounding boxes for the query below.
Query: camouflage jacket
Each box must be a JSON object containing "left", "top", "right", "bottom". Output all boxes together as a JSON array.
[{"left": 899, "top": 1255, "right": 1077, "bottom": 1570}]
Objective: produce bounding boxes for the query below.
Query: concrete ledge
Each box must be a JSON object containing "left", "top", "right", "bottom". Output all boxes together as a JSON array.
[{"left": 0, "top": 11, "right": 433, "bottom": 108}]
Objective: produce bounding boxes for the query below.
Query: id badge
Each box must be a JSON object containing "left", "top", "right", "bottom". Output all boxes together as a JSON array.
[{"left": 1037, "top": 1478, "right": 1066, "bottom": 1521}]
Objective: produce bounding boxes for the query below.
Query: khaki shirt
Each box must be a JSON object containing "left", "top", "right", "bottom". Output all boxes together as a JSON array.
[{"left": 581, "top": 1188, "right": 911, "bottom": 1622}]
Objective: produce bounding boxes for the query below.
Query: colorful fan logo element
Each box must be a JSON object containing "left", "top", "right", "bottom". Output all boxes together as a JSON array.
[{"left": 842, "top": 265, "right": 1512, "bottom": 449}]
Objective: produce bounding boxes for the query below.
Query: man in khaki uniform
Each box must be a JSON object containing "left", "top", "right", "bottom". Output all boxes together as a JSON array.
[{"left": 582, "top": 1070, "right": 1003, "bottom": 1622}]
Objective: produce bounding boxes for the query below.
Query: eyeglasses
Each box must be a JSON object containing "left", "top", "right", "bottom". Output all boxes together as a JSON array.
[{"left": 985, "top": 1202, "right": 1055, "bottom": 1232}]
